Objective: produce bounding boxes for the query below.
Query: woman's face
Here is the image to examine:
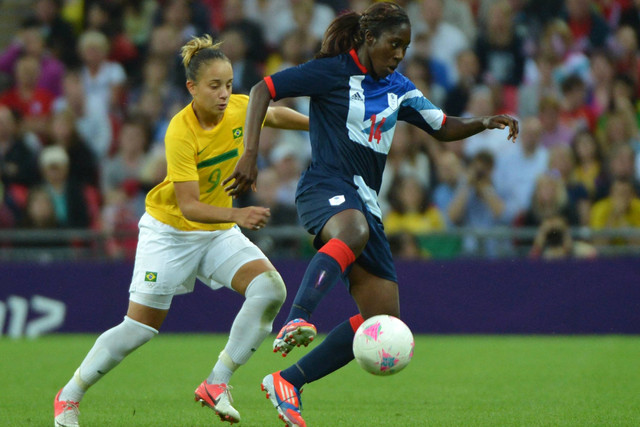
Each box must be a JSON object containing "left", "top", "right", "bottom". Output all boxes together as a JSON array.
[
  {"left": 365, "top": 23, "right": 411, "bottom": 80},
  {"left": 188, "top": 59, "right": 234, "bottom": 117}
]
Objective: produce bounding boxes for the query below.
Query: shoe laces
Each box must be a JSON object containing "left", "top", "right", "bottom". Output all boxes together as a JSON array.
[
  {"left": 220, "top": 384, "right": 234, "bottom": 404},
  {"left": 61, "top": 401, "right": 80, "bottom": 417}
]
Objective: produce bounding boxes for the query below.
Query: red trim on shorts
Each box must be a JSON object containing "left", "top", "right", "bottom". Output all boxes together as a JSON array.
[
  {"left": 441, "top": 113, "right": 447, "bottom": 127},
  {"left": 349, "top": 49, "right": 368, "bottom": 73},
  {"left": 264, "top": 76, "right": 276, "bottom": 98},
  {"left": 349, "top": 314, "right": 364, "bottom": 332},
  {"left": 318, "top": 238, "right": 356, "bottom": 272}
]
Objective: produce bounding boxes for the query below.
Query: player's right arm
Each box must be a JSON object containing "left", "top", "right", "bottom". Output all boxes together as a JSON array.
[{"left": 174, "top": 180, "right": 270, "bottom": 230}]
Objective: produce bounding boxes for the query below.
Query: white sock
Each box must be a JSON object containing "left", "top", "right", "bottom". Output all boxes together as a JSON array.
[
  {"left": 207, "top": 271, "right": 286, "bottom": 384},
  {"left": 60, "top": 316, "right": 158, "bottom": 402}
]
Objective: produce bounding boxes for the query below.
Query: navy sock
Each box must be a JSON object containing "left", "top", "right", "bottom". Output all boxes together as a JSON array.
[
  {"left": 280, "top": 317, "right": 357, "bottom": 390},
  {"left": 285, "top": 252, "right": 343, "bottom": 322}
]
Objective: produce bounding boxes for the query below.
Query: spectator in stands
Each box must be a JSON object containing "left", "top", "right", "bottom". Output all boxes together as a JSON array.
[
  {"left": 474, "top": 0, "right": 526, "bottom": 87},
  {"left": 266, "top": 142, "right": 304, "bottom": 212},
  {"left": 221, "top": 0, "right": 269, "bottom": 64},
  {"left": 548, "top": 144, "right": 591, "bottom": 226},
  {"left": 37, "top": 145, "right": 92, "bottom": 228},
  {"left": 244, "top": 0, "right": 334, "bottom": 50},
  {"left": 219, "top": 25, "right": 264, "bottom": 95},
  {"left": 53, "top": 69, "right": 113, "bottom": 160},
  {"left": 538, "top": 95, "right": 576, "bottom": 149},
  {"left": 0, "top": 18, "right": 65, "bottom": 97},
  {"left": 494, "top": 116, "right": 549, "bottom": 221},
  {"left": 590, "top": 177, "right": 640, "bottom": 246},
  {"left": 599, "top": 109, "right": 640, "bottom": 157},
  {"left": 560, "top": 74, "right": 597, "bottom": 134},
  {"left": 447, "top": 150, "right": 509, "bottom": 257},
  {"left": 268, "top": 28, "right": 314, "bottom": 75},
  {"left": 588, "top": 50, "right": 617, "bottom": 118},
  {"left": 252, "top": 166, "right": 299, "bottom": 226},
  {"left": 611, "top": 27, "right": 639, "bottom": 97},
  {"left": 147, "top": 24, "right": 185, "bottom": 89},
  {"left": 562, "top": 0, "right": 611, "bottom": 53},
  {"left": 122, "top": 0, "right": 159, "bottom": 53},
  {"left": 379, "top": 122, "right": 431, "bottom": 216},
  {"left": 77, "top": 30, "right": 127, "bottom": 116},
  {"left": 0, "top": 105, "right": 39, "bottom": 190},
  {"left": 156, "top": 0, "right": 211, "bottom": 45},
  {"left": 432, "top": 150, "right": 464, "bottom": 226},
  {"left": 538, "top": 19, "right": 591, "bottom": 86},
  {"left": 572, "top": 130, "right": 604, "bottom": 199},
  {"left": 27, "top": 0, "right": 78, "bottom": 67},
  {"left": 0, "top": 56, "right": 55, "bottom": 141},
  {"left": 414, "top": 0, "right": 469, "bottom": 84},
  {"left": 19, "top": 185, "right": 58, "bottom": 229},
  {"left": 101, "top": 115, "right": 153, "bottom": 214},
  {"left": 49, "top": 108, "right": 99, "bottom": 188},
  {"left": 529, "top": 214, "right": 597, "bottom": 259},
  {"left": 444, "top": 49, "right": 481, "bottom": 116},
  {"left": 85, "top": 1, "right": 139, "bottom": 76},
  {"left": 595, "top": 142, "right": 640, "bottom": 200},
  {"left": 0, "top": 182, "right": 16, "bottom": 228},
  {"left": 619, "top": 0, "right": 640, "bottom": 44},
  {"left": 518, "top": 53, "right": 561, "bottom": 118},
  {"left": 127, "top": 55, "right": 189, "bottom": 122},
  {"left": 384, "top": 174, "right": 446, "bottom": 236},
  {"left": 517, "top": 173, "right": 579, "bottom": 234}
]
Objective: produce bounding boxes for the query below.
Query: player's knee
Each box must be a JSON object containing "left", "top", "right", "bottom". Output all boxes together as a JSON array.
[{"left": 246, "top": 270, "right": 287, "bottom": 307}]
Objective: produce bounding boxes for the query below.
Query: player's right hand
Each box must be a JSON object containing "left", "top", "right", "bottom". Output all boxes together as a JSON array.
[{"left": 234, "top": 206, "right": 271, "bottom": 230}]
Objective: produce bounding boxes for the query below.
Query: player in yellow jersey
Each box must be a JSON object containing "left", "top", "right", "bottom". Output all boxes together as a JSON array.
[{"left": 53, "top": 35, "right": 309, "bottom": 427}]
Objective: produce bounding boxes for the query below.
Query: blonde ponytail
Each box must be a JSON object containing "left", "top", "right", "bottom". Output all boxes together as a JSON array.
[{"left": 180, "top": 35, "right": 227, "bottom": 82}]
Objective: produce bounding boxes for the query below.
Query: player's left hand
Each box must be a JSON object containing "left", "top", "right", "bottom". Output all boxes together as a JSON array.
[
  {"left": 483, "top": 115, "right": 519, "bottom": 143},
  {"left": 223, "top": 154, "right": 258, "bottom": 197}
]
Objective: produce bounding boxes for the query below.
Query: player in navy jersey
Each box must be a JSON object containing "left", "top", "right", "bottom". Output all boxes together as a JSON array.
[{"left": 225, "top": 3, "right": 518, "bottom": 425}]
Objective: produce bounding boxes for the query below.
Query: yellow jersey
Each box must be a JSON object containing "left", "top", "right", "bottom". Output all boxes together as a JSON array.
[{"left": 145, "top": 94, "right": 248, "bottom": 231}]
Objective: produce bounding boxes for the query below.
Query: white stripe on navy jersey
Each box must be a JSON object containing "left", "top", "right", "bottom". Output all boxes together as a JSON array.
[{"left": 266, "top": 50, "right": 445, "bottom": 217}]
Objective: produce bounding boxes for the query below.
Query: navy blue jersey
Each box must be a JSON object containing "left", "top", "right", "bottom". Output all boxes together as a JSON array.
[{"left": 265, "top": 49, "right": 445, "bottom": 219}]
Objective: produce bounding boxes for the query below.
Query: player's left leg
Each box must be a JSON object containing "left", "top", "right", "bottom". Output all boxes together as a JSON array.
[
  {"left": 210, "top": 259, "right": 286, "bottom": 385},
  {"left": 195, "top": 232, "right": 286, "bottom": 423}
]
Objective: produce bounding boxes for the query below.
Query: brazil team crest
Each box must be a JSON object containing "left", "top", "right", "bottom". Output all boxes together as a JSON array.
[
  {"left": 145, "top": 271, "right": 158, "bottom": 282},
  {"left": 232, "top": 127, "right": 243, "bottom": 139}
]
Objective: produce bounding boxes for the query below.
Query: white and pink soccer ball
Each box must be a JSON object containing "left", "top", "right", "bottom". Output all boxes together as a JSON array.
[{"left": 352, "top": 315, "right": 414, "bottom": 376}]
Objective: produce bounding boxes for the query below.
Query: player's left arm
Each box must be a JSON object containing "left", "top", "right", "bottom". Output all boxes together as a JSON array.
[
  {"left": 432, "top": 115, "right": 519, "bottom": 143},
  {"left": 265, "top": 106, "right": 309, "bottom": 130}
]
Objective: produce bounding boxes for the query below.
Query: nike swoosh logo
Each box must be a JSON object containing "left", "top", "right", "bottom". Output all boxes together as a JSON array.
[
  {"left": 197, "top": 147, "right": 206, "bottom": 155},
  {"left": 206, "top": 387, "right": 221, "bottom": 405},
  {"left": 97, "top": 370, "right": 106, "bottom": 375}
]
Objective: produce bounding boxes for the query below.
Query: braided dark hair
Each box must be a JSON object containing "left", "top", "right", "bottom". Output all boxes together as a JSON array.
[{"left": 316, "top": 2, "right": 410, "bottom": 59}]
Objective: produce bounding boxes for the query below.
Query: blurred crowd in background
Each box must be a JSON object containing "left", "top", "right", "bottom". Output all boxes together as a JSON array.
[{"left": 0, "top": 0, "right": 639, "bottom": 260}]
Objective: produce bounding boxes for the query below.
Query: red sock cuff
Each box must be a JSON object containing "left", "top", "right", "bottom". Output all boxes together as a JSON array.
[
  {"left": 318, "top": 238, "right": 356, "bottom": 272},
  {"left": 349, "top": 314, "right": 364, "bottom": 332}
]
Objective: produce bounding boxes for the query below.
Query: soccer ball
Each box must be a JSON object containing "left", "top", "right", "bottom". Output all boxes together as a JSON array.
[{"left": 352, "top": 315, "right": 414, "bottom": 376}]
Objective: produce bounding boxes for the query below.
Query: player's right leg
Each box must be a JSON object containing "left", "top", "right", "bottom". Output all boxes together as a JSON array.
[
  {"left": 273, "top": 200, "right": 367, "bottom": 356},
  {"left": 54, "top": 305, "right": 163, "bottom": 426},
  {"left": 55, "top": 213, "right": 201, "bottom": 426}
]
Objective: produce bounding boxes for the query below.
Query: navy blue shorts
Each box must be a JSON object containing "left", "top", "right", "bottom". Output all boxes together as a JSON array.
[{"left": 296, "top": 181, "right": 398, "bottom": 286}]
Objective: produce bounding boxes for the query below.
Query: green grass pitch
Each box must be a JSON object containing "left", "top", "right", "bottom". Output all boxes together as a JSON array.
[{"left": 1, "top": 334, "right": 639, "bottom": 426}]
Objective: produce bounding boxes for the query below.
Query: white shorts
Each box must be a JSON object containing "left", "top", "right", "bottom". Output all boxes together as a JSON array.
[{"left": 129, "top": 213, "right": 267, "bottom": 309}]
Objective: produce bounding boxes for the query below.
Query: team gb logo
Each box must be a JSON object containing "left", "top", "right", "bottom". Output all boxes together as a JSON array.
[{"left": 387, "top": 93, "right": 398, "bottom": 110}]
